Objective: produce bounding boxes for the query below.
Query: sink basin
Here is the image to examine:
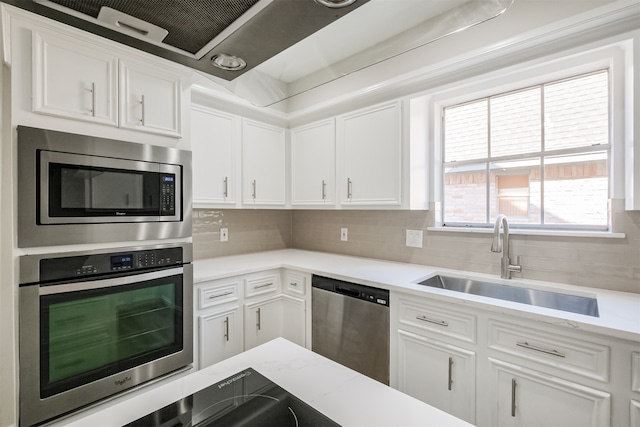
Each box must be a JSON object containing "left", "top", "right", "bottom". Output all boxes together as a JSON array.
[{"left": 418, "top": 275, "right": 599, "bottom": 317}]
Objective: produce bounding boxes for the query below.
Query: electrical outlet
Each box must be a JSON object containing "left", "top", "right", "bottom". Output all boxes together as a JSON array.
[
  {"left": 406, "top": 229, "right": 423, "bottom": 248},
  {"left": 341, "top": 228, "right": 348, "bottom": 241},
  {"left": 220, "top": 227, "right": 228, "bottom": 242}
]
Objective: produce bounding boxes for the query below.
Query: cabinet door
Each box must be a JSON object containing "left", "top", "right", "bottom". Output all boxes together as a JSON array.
[
  {"left": 339, "top": 101, "right": 402, "bottom": 206},
  {"left": 281, "top": 295, "right": 305, "bottom": 347},
  {"left": 32, "top": 31, "right": 118, "bottom": 126},
  {"left": 291, "top": 119, "right": 335, "bottom": 206},
  {"left": 244, "top": 297, "right": 283, "bottom": 350},
  {"left": 397, "top": 330, "right": 476, "bottom": 424},
  {"left": 199, "top": 307, "right": 242, "bottom": 369},
  {"left": 191, "top": 106, "right": 239, "bottom": 207},
  {"left": 120, "top": 60, "right": 182, "bottom": 137},
  {"left": 242, "top": 120, "right": 286, "bottom": 205},
  {"left": 489, "top": 358, "right": 611, "bottom": 427}
]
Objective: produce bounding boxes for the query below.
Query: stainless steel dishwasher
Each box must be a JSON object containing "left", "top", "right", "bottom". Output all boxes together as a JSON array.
[{"left": 312, "top": 275, "right": 390, "bottom": 385}]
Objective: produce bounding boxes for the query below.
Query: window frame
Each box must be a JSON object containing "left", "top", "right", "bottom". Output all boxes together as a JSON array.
[{"left": 430, "top": 39, "right": 629, "bottom": 233}]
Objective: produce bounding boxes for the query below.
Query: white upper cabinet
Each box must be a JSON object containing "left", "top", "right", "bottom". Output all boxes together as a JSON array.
[
  {"left": 119, "top": 59, "right": 182, "bottom": 137},
  {"left": 32, "top": 31, "right": 118, "bottom": 126},
  {"left": 291, "top": 119, "right": 336, "bottom": 206},
  {"left": 191, "top": 105, "right": 240, "bottom": 207},
  {"left": 338, "top": 101, "right": 402, "bottom": 207},
  {"left": 31, "top": 28, "right": 184, "bottom": 139},
  {"left": 242, "top": 119, "right": 286, "bottom": 206}
]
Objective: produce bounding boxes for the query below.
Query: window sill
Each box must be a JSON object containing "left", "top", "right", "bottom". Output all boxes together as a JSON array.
[{"left": 427, "top": 227, "right": 626, "bottom": 239}]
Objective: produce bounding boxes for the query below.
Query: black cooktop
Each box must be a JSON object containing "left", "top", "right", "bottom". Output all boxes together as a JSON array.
[{"left": 125, "top": 368, "right": 341, "bottom": 427}]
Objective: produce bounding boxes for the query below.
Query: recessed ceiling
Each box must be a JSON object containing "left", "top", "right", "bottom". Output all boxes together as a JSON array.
[{"left": 2, "top": 0, "right": 516, "bottom": 106}]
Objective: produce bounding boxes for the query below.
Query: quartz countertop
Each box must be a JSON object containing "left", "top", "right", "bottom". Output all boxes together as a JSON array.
[
  {"left": 194, "top": 249, "right": 640, "bottom": 342},
  {"left": 52, "top": 338, "right": 472, "bottom": 427}
]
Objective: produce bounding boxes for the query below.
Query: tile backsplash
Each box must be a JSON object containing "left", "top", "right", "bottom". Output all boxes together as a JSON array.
[
  {"left": 193, "top": 209, "right": 292, "bottom": 260},
  {"left": 193, "top": 204, "right": 640, "bottom": 294}
]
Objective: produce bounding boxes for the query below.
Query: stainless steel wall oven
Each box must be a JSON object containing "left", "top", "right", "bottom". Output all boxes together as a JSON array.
[
  {"left": 17, "top": 126, "right": 192, "bottom": 247},
  {"left": 18, "top": 243, "right": 193, "bottom": 426}
]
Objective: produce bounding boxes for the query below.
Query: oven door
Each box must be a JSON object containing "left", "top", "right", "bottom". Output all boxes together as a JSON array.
[
  {"left": 40, "top": 150, "right": 181, "bottom": 224},
  {"left": 19, "top": 266, "right": 193, "bottom": 427}
]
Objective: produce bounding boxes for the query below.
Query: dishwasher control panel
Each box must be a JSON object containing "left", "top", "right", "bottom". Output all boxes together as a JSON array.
[{"left": 311, "top": 275, "right": 389, "bottom": 306}]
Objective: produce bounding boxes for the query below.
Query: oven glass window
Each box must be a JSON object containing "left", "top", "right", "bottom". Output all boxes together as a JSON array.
[
  {"left": 48, "top": 163, "right": 175, "bottom": 217},
  {"left": 40, "top": 275, "right": 183, "bottom": 398}
]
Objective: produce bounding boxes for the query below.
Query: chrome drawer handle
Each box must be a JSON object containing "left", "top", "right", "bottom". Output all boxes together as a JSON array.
[
  {"left": 254, "top": 282, "right": 273, "bottom": 289},
  {"left": 224, "top": 317, "right": 229, "bottom": 342},
  {"left": 416, "top": 315, "right": 448, "bottom": 327},
  {"left": 511, "top": 378, "right": 517, "bottom": 417},
  {"left": 516, "top": 341, "right": 566, "bottom": 358},
  {"left": 208, "top": 291, "right": 233, "bottom": 299},
  {"left": 140, "top": 94, "right": 145, "bottom": 125},
  {"left": 290, "top": 282, "right": 298, "bottom": 287},
  {"left": 90, "top": 82, "right": 96, "bottom": 116},
  {"left": 223, "top": 176, "right": 228, "bottom": 198},
  {"left": 256, "top": 308, "right": 261, "bottom": 331}
]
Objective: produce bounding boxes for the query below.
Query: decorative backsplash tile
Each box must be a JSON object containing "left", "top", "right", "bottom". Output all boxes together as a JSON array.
[
  {"left": 193, "top": 209, "right": 292, "bottom": 260},
  {"left": 192, "top": 202, "right": 640, "bottom": 294}
]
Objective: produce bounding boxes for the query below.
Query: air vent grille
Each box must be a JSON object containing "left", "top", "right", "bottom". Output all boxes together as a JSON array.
[{"left": 48, "top": 0, "right": 260, "bottom": 54}]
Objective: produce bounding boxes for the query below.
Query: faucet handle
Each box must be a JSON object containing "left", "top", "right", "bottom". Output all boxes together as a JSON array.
[{"left": 509, "top": 256, "right": 522, "bottom": 273}]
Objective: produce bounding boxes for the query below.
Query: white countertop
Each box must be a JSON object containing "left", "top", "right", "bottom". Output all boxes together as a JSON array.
[
  {"left": 194, "top": 249, "right": 640, "bottom": 342},
  {"left": 53, "top": 338, "right": 472, "bottom": 427}
]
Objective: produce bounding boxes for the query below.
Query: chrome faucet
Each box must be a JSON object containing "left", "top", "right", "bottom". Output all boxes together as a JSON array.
[{"left": 491, "top": 214, "right": 522, "bottom": 279}]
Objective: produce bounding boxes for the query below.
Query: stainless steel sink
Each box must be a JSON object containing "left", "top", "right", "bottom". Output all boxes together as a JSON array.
[{"left": 418, "top": 275, "right": 599, "bottom": 317}]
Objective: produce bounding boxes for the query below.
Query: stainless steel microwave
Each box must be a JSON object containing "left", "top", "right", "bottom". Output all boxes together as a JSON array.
[{"left": 17, "top": 126, "right": 192, "bottom": 247}]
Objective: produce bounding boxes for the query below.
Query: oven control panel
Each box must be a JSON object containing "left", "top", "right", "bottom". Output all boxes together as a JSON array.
[{"left": 38, "top": 246, "right": 184, "bottom": 282}]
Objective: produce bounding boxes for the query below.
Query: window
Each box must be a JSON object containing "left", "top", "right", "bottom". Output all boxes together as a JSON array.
[{"left": 442, "top": 70, "right": 610, "bottom": 230}]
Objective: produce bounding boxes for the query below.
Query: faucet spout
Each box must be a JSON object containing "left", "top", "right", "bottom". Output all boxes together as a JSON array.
[{"left": 491, "top": 215, "right": 522, "bottom": 279}]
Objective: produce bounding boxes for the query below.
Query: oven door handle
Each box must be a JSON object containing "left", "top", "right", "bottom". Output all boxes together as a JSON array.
[{"left": 39, "top": 267, "right": 184, "bottom": 295}]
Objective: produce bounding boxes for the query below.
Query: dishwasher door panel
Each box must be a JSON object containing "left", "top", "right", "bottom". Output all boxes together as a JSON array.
[{"left": 312, "top": 287, "right": 389, "bottom": 384}]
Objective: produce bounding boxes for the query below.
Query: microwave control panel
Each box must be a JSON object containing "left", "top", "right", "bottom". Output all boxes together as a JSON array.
[
  {"left": 160, "top": 174, "right": 176, "bottom": 215},
  {"left": 38, "top": 247, "right": 184, "bottom": 282}
]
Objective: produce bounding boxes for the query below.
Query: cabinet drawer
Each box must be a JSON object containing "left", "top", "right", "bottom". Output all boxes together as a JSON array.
[
  {"left": 488, "top": 319, "right": 610, "bottom": 382},
  {"left": 284, "top": 271, "right": 306, "bottom": 296},
  {"left": 632, "top": 352, "right": 640, "bottom": 392},
  {"left": 198, "top": 281, "right": 239, "bottom": 309},
  {"left": 398, "top": 296, "right": 476, "bottom": 344},
  {"left": 244, "top": 273, "right": 280, "bottom": 298}
]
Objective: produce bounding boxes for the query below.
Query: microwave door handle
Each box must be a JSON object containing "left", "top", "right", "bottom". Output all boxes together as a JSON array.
[{"left": 38, "top": 267, "right": 184, "bottom": 296}]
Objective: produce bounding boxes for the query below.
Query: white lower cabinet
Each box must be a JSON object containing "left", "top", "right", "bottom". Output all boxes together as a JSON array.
[
  {"left": 195, "top": 269, "right": 308, "bottom": 369},
  {"left": 244, "top": 294, "right": 306, "bottom": 351},
  {"left": 488, "top": 358, "right": 611, "bottom": 427},
  {"left": 397, "top": 330, "right": 476, "bottom": 423},
  {"left": 391, "top": 290, "right": 634, "bottom": 427},
  {"left": 244, "top": 296, "right": 283, "bottom": 350},
  {"left": 280, "top": 295, "right": 306, "bottom": 347},
  {"left": 199, "top": 307, "right": 242, "bottom": 369}
]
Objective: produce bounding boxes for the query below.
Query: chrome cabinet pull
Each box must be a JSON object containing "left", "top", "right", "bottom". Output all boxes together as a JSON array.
[
  {"left": 224, "top": 316, "right": 229, "bottom": 342},
  {"left": 511, "top": 378, "right": 517, "bottom": 417},
  {"left": 516, "top": 341, "right": 565, "bottom": 358},
  {"left": 416, "top": 315, "right": 448, "bottom": 327},
  {"left": 347, "top": 178, "right": 352, "bottom": 199},
  {"left": 322, "top": 180, "right": 326, "bottom": 200},
  {"left": 140, "top": 94, "right": 145, "bottom": 125},
  {"left": 223, "top": 176, "right": 228, "bottom": 198},
  {"left": 448, "top": 357, "right": 453, "bottom": 391},
  {"left": 254, "top": 282, "right": 273, "bottom": 289},
  {"left": 252, "top": 180, "right": 256, "bottom": 199},
  {"left": 256, "top": 308, "right": 261, "bottom": 331},
  {"left": 90, "top": 82, "right": 96, "bottom": 116},
  {"left": 208, "top": 290, "right": 233, "bottom": 300},
  {"left": 290, "top": 282, "right": 298, "bottom": 287}
]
